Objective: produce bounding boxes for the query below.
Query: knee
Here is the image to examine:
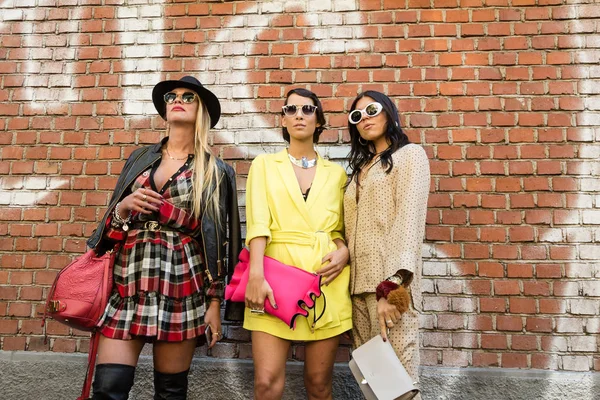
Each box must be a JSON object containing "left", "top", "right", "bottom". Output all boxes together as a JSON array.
[
  {"left": 254, "top": 373, "right": 284, "bottom": 398},
  {"left": 304, "top": 371, "right": 331, "bottom": 399}
]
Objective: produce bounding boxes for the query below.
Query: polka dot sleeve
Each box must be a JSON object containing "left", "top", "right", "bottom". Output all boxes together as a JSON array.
[{"left": 383, "top": 145, "right": 430, "bottom": 279}]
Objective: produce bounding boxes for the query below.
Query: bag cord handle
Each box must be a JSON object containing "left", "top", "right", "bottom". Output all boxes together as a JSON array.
[{"left": 312, "top": 291, "right": 327, "bottom": 329}]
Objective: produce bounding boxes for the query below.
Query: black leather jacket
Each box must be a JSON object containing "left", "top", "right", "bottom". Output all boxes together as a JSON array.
[{"left": 86, "top": 140, "right": 244, "bottom": 320}]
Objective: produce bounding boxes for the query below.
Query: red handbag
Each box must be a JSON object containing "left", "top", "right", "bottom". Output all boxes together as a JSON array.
[
  {"left": 225, "top": 248, "right": 326, "bottom": 329},
  {"left": 42, "top": 247, "right": 116, "bottom": 400}
]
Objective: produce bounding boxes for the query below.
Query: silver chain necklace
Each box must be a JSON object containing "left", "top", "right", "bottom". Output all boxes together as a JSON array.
[{"left": 288, "top": 153, "right": 317, "bottom": 169}]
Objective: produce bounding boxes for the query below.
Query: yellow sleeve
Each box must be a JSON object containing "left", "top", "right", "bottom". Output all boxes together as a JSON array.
[
  {"left": 330, "top": 167, "right": 347, "bottom": 243},
  {"left": 245, "top": 155, "right": 272, "bottom": 246}
]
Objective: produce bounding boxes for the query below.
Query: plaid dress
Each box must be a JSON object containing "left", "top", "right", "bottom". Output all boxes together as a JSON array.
[{"left": 97, "top": 157, "right": 222, "bottom": 342}]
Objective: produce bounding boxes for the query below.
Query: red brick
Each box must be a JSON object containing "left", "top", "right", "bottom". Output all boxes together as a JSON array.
[
  {"left": 473, "top": 352, "right": 499, "bottom": 367},
  {"left": 502, "top": 353, "right": 528, "bottom": 368},
  {"left": 510, "top": 298, "right": 536, "bottom": 314},
  {"left": 482, "top": 334, "right": 508, "bottom": 350}
]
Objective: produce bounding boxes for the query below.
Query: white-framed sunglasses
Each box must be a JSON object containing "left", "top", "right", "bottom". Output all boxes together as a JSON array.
[
  {"left": 164, "top": 91, "right": 198, "bottom": 104},
  {"left": 282, "top": 104, "right": 318, "bottom": 117},
  {"left": 348, "top": 102, "right": 383, "bottom": 124}
]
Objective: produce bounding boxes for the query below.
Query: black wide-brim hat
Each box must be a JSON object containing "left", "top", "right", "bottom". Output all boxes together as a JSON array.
[{"left": 152, "top": 76, "right": 221, "bottom": 128}]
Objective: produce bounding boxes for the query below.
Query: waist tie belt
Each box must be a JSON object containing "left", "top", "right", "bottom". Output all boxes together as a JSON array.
[{"left": 270, "top": 230, "right": 331, "bottom": 253}]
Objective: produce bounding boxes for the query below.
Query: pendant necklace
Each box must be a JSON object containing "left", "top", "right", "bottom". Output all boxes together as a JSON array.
[{"left": 288, "top": 153, "right": 317, "bottom": 169}]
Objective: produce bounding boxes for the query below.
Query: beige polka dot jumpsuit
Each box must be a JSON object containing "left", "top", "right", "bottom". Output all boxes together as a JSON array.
[{"left": 344, "top": 144, "right": 430, "bottom": 389}]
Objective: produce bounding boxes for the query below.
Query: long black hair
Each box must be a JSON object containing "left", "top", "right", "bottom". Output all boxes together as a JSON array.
[
  {"left": 347, "top": 91, "right": 410, "bottom": 184},
  {"left": 282, "top": 88, "right": 326, "bottom": 143}
]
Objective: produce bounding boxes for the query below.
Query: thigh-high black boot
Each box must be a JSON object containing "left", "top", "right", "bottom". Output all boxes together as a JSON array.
[
  {"left": 153, "top": 369, "right": 189, "bottom": 400},
  {"left": 91, "top": 363, "right": 136, "bottom": 400}
]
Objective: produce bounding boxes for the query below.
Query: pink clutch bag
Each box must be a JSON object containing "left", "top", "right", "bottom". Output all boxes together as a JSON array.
[{"left": 225, "top": 248, "right": 326, "bottom": 329}]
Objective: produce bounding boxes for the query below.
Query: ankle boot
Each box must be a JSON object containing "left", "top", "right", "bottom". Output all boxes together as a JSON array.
[
  {"left": 92, "top": 363, "right": 136, "bottom": 400},
  {"left": 153, "top": 369, "right": 189, "bottom": 400}
]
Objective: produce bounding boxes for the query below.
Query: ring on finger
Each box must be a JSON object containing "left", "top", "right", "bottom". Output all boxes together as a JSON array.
[
  {"left": 143, "top": 194, "right": 147, "bottom": 200},
  {"left": 386, "top": 319, "right": 393, "bottom": 325}
]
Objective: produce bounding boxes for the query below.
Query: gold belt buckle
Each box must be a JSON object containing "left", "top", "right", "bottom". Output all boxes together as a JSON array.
[{"left": 144, "top": 221, "right": 161, "bottom": 232}]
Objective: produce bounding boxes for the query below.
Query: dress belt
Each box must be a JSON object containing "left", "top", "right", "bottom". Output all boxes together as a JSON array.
[
  {"left": 270, "top": 230, "right": 331, "bottom": 252},
  {"left": 129, "top": 221, "right": 178, "bottom": 233}
]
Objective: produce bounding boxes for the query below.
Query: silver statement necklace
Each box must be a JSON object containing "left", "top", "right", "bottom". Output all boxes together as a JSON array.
[{"left": 288, "top": 153, "right": 317, "bottom": 169}]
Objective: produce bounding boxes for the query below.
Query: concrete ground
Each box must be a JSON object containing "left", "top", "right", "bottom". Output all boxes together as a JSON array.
[{"left": 0, "top": 351, "right": 599, "bottom": 400}]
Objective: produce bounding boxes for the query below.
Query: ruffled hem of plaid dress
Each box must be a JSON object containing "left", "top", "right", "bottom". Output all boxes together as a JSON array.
[
  {"left": 97, "top": 290, "right": 207, "bottom": 341},
  {"left": 97, "top": 161, "right": 223, "bottom": 342}
]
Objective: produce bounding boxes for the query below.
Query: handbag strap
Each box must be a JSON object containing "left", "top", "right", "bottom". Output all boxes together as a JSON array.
[
  {"left": 77, "top": 331, "right": 100, "bottom": 400},
  {"left": 77, "top": 248, "right": 113, "bottom": 399}
]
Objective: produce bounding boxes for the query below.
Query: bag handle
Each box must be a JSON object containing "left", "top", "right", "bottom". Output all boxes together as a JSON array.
[{"left": 312, "top": 291, "right": 326, "bottom": 329}]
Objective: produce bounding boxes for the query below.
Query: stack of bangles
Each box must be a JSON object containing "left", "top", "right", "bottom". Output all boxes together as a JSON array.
[{"left": 376, "top": 274, "right": 410, "bottom": 314}]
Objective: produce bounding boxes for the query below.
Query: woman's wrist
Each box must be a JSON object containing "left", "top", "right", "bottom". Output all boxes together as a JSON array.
[
  {"left": 333, "top": 238, "right": 347, "bottom": 250},
  {"left": 113, "top": 201, "right": 132, "bottom": 230},
  {"left": 376, "top": 280, "right": 399, "bottom": 301}
]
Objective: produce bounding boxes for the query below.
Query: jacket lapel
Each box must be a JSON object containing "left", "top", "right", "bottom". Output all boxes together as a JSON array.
[
  {"left": 305, "top": 154, "right": 331, "bottom": 210},
  {"left": 274, "top": 150, "right": 314, "bottom": 227}
]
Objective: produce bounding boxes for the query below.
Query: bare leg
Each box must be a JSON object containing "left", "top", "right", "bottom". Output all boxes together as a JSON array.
[
  {"left": 93, "top": 335, "right": 145, "bottom": 399},
  {"left": 303, "top": 335, "right": 340, "bottom": 400},
  {"left": 251, "top": 331, "right": 291, "bottom": 400},
  {"left": 96, "top": 335, "right": 145, "bottom": 366},
  {"left": 153, "top": 339, "right": 197, "bottom": 373},
  {"left": 152, "top": 339, "right": 197, "bottom": 400}
]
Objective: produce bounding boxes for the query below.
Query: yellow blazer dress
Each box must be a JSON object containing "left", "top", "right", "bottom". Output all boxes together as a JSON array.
[{"left": 243, "top": 149, "right": 352, "bottom": 341}]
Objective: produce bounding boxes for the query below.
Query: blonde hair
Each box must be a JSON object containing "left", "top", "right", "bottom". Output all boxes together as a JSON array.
[{"left": 192, "top": 100, "right": 221, "bottom": 225}]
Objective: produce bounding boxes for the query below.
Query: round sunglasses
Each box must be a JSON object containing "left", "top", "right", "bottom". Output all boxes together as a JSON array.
[
  {"left": 282, "top": 104, "right": 318, "bottom": 117},
  {"left": 164, "top": 91, "right": 197, "bottom": 104},
  {"left": 348, "top": 102, "right": 383, "bottom": 124}
]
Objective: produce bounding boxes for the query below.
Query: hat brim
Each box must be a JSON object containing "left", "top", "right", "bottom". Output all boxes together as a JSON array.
[{"left": 152, "top": 80, "right": 221, "bottom": 128}]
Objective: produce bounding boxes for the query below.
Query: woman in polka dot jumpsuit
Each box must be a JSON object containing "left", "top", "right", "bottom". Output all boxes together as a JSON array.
[{"left": 343, "top": 91, "right": 430, "bottom": 394}]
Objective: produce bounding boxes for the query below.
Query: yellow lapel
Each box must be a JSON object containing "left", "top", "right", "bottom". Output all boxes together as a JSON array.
[
  {"left": 305, "top": 153, "right": 331, "bottom": 210},
  {"left": 274, "top": 149, "right": 314, "bottom": 227}
]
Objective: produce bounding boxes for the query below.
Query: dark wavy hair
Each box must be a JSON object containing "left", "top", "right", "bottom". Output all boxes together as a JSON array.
[
  {"left": 282, "top": 88, "right": 326, "bottom": 143},
  {"left": 347, "top": 91, "right": 410, "bottom": 184}
]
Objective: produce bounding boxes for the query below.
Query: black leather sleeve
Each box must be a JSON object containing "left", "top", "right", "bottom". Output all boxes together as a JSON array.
[{"left": 224, "top": 163, "right": 244, "bottom": 322}]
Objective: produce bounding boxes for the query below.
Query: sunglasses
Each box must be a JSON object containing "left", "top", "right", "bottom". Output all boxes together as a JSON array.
[
  {"left": 348, "top": 102, "right": 383, "bottom": 124},
  {"left": 282, "top": 104, "right": 318, "bottom": 117},
  {"left": 164, "top": 91, "right": 197, "bottom": 104}
]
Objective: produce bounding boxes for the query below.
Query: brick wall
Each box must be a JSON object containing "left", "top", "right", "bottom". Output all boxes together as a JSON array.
[{"left": 0, "top": 0, "right": 598, "bottom": 372}]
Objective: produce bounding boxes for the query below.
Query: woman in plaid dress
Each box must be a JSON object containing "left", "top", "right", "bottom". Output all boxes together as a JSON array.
[{"left": 87, "top": 76, "right": 241, "bottom": 400}]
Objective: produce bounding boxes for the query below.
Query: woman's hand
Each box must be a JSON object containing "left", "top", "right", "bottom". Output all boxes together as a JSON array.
[
  {"left": 377, "top": 297, "right": 402, "bottom": 342},
  {"left": 204, "top": 299, "right": 222, "bottom": 349},
  {"left": 119, "top": 187, "right": 163, "bottom": 215},
  {"left": 316, "top": 244, "right": 349, "bottom": 286},
  {"left": 245, "top": 276, "right": 276, "bottom": 311}
]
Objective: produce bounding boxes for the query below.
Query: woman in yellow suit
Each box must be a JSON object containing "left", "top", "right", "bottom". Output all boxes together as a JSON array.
[{"left": 244, "top": 88, "right": 352, "bottom": 400}]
